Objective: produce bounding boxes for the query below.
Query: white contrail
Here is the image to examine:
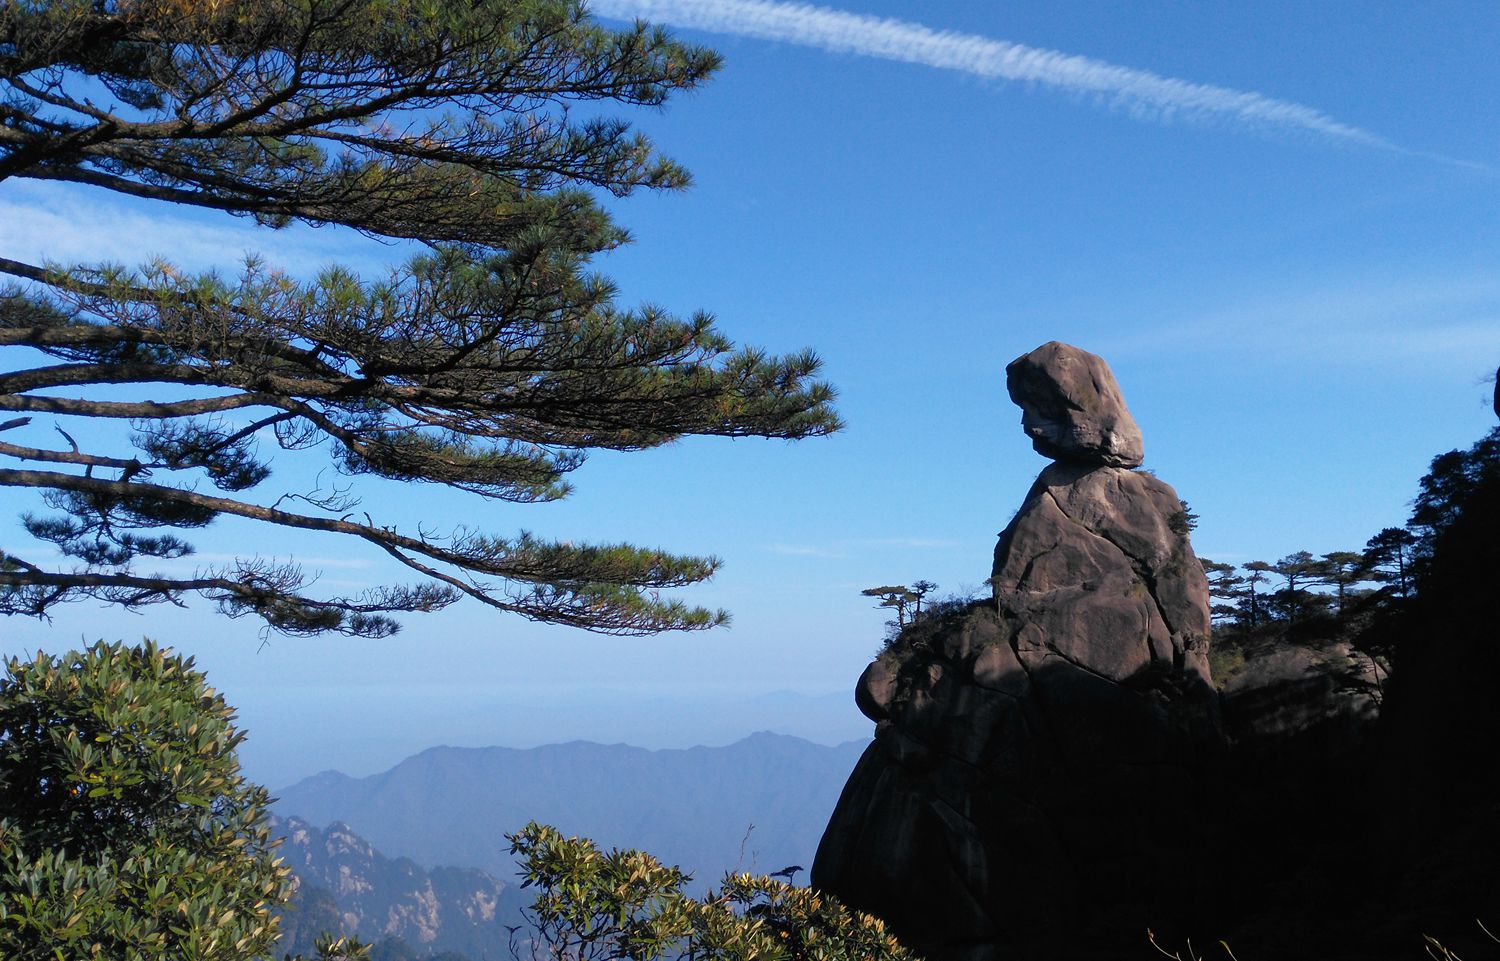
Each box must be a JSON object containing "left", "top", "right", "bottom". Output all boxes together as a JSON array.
[{"left": 591, "top": 0, "right": 1396, "bottom": 150}]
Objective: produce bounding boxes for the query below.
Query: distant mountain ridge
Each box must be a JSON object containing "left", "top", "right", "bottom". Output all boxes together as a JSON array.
[
  {"left": 275, "top": 732, "right": 869, "bottom": 887},
  {"left": 238, "top": 686, "right": 867, "bottom": 790}
]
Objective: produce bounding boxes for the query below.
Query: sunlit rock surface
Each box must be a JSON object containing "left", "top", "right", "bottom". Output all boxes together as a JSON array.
[{"left": 1006, "top": 340, "right": 1144, "bottom": 468}]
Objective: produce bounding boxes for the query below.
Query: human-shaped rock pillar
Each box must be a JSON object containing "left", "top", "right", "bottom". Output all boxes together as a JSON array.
[
  {"left": 813, "top": 342, "right": 1221, "bottom": 961},
  {"left": 994, "top": 341, "right": 1213, "bottom": 694}
]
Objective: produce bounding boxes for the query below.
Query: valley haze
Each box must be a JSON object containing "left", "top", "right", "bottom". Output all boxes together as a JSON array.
[
  {"left": 246, "top": 688, "right": 867, "bottom": 790},
  {"left": 273, "top": 732, "right": 869, "bottom": 888}
]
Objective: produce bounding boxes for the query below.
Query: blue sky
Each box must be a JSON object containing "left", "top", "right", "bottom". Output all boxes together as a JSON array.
[{"left": 4, "top": 0, "right": 1499, "bottom": 788}]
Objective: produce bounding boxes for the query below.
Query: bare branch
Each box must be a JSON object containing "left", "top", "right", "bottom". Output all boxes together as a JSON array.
[
  {"left": 0, "top": 437, "right": 141, "bottom": 472},
  {"left": 0, "top": 392, "right": 279, "bottom": 419}
]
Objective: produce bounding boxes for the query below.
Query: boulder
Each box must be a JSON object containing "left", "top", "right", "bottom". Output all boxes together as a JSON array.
[{"left": 1006, "top": 341, "right": 1143, "bottom": 468}]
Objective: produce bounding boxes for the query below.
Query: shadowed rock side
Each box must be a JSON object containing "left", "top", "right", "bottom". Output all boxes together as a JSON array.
[
  {"left": 1217, "top": 639, "right": 1380, "bottom": 749},
  {"left": 1361, "top": 421, "right": 1500, "bottom": 958},
  {"left": 813, "top": 343, "right": 1221, "bottom": 960}
]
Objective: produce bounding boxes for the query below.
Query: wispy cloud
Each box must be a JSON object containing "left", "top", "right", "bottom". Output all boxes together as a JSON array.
[
  {"left": 594, "top": 0, "right": 1476, "bottom": 164},
  {"left": 1095, "top": 272, "right": 1500, "bottom": 369},
  {"left": 765, "top": 536, "right": 962, "bottom": 558},
  {"left": 853, "top": 537, "right": 963, "bottom": 550},
  {"left": 0, "top": 181, "right": 407, "bottom": 276},
  {"left": 766, "top": 543, "right": 847, "bottom": 558}
]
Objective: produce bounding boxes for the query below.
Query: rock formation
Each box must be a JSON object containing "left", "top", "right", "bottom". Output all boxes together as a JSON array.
[
  {"left": 270, "top": 815, "right": 526, "bottom": 958},
  {"left": 813, "top": 342, "right": 1221, "bottom": 959},
  {"left": 812, "top": 350, "right": 1500, "bottom": 959}
]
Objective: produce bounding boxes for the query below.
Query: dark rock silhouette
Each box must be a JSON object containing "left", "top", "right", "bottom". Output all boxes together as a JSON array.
[
  {"left": 1365, "top": 419, "right": 1500, "bottom": 957},
  {"left": 815, "top": 352, "right": 1500, "bottom": 960},
  {"left": 814, "top": 342, "right": 1220, "bottom": 959},
  {"left": 1210, "top": 422, "right": 1500, "bottom": 961}
]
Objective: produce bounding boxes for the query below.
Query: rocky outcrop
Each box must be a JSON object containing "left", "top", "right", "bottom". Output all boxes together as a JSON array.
[
  {"left": 813, "top": 343, "right": 1220, "bottom": 959},
  {"left": 1218, "top": 639, "right": 1380, "bottom": 749},
  {"left": 271, "top": 815, "right": 526, "bottom": 958}
]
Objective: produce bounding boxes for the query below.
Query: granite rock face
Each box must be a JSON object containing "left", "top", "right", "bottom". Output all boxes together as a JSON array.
[
  {"left": 813, "top": 343, "right": 1219, "bottom": 959},
  {"left": 1006, "top": 341, "right": 1144, "bottom": 468},
  {"left": 270, "top": 815, "right": 523, "bottom": 958},
  {"left": 994, "top": 461, "right": 1212, "bottom": 690}
]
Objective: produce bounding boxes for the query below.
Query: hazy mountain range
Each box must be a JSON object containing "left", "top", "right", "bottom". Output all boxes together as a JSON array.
[
  {"left": 274, "top": 732, "right": 870, "bottom": 891},
  {"left": 240, "top": 688, "right": 869, "bottom": 789}
]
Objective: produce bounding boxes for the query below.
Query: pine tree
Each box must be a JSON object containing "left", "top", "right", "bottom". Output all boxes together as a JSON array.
[
  {"left": 1270, "top": 550, "right": 1326, "bottom": 626},
  {"left": 1317, "top": 550, "right": 1367, "bottom": 620},
  {"left": 862, "top": 585, "right": 919, "bottom": 627},
  {"left": 1198, "top": 557, "right": 1246, "bottom": 626},
  {"left": 0, "top": 0, "right": 840, "bottom": 637},
  {"left": 908, "top": 579, "right": 937, "bottom": 619},
  {"left": 1242, "top": 560, "right": 1273, "bottom": 629},
  {"left": 1363, "top": 527, "right": 1417, "bottom": 600}
]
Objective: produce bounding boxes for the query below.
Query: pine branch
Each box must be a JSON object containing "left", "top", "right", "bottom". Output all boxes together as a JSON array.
[{"left": 0, "top": 0, "right": 834, "bottom": 636}]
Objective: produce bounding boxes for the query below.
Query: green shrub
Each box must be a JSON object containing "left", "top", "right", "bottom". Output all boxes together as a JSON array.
[
  {"left": 1206, "top": 643, "right": 1247, "bottom": 689},
  {"left": 0, "top": 640, "right": 292, "bottom": 960},
  {"left": 510, "top": 821, "right": 915, "bottom": 960}
]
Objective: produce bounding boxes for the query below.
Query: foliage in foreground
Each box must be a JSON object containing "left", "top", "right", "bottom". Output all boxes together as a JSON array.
[
  {"left": 0, "top": 640, "right": 291, "bottom": 959},
  {"left": 0, "top": 639, "right": 372, "bottom": 960},
  {"left": 0, "top": 639, "right": 908, "bottom": 960},
  {"left": 509, "top": 821, "right": 915, "bottom": 960}
]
